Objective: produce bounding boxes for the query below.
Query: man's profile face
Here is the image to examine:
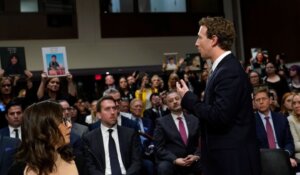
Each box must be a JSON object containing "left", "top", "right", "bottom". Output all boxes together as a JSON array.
[{"left": 195, "top": 26, "right": 212, "bottom": 59}]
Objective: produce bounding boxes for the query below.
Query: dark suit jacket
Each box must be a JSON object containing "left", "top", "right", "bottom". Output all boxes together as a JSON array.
[
  {"left": 181, "top": 53, "right": 260, "bottom": 175},
  {"left": 0, "top": 127, "right": 9, "bottom": 137},
  {"left": 255, "top": 111, "right": 294, "bottom": 155},
  {"left": 0, "top": 135, "right": 20, "bottom": 175},
  {"left": 143, "top": 107, "right": 169, "bottom": 126},
  {"left": 89, "top": 115, "right": 139, "bottom": 132},
  {"left": 154, "top": 113, "right": 201, "bottom": 162},
  {"left": 82, "top": 125, "right": 142, "bottom": 175}
]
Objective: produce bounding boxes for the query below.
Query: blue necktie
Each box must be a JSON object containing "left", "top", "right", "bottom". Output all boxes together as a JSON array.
[{"left": 108, "top": 129, "right": 122, "bottom": 175}]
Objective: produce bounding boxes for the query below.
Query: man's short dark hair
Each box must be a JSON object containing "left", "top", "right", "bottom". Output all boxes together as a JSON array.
[
  {"left": 150, "top": 93, "right": 160, "bottom": 101},
  {"left": 96, "top": 96, "right": 116, "bottom": 112},
  {"left": 5, "top": 100, "right": 23, "bottom": 114}
]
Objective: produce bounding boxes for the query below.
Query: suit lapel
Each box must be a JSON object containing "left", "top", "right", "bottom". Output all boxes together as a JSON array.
[
  {"left": 167, "top": 114, "right": 186, "bottom": 147},
  {"left": 255, "top": 113, "right": 269, "bottom": 147},
  {"left": 185, "top": 114, "right": 193, "bottom": 146},
  {"left": 270, "top": 112, "right": 280, "bottom": 143},
  {"left": 117, "top": 126, "right": 126, "bottom": 166},
  {"left": 96, "top": 128, "right": 105, "bottom": 167}
]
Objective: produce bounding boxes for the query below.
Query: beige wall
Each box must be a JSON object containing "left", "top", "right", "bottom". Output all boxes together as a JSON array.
[
  {"left": 0, "top": 0, "right": 235, "bottom": 71},
  {"left": 0, "top": 0, "right": 197, "bottom": 71}
]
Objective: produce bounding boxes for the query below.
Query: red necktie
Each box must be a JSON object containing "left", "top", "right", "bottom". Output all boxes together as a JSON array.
[
  {"left": 265, "top": 116, "right": 276, "bottom": 149},
  {"left": 177, "top": 117, "right": 188, "bottom": 145}
]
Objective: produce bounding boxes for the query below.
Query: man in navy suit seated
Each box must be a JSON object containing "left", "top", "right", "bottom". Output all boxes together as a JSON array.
[
  {"left": 0, "top": 135, "right": 20, "bottom": 175},
  {"left": 0, "top": 101, "right": 23, "bottom": 140},
  {"left": 253, "top": 87, "right": 297, "bottom": 167}
]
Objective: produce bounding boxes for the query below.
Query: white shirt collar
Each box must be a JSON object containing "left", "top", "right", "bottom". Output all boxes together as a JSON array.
[
  {"left": 100, "top": 123, "right": 117, "bottom": 133},
  {"left": 211, "top": 51, "right": 231, "bottom": 72}
]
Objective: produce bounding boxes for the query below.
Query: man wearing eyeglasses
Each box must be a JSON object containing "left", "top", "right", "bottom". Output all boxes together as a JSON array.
[
  {"left": 59, "top": 100, "right": 89, "bottom": 140},
  {"left": 0, "top": 101, "right": 23, "bottom": 140}
]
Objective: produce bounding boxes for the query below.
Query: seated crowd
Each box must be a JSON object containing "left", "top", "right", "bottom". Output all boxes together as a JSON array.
[{"left": 0, "top": 52, "right": 299, "bottom": 175}]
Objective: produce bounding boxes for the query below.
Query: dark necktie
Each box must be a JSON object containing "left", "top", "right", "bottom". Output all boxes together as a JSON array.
[
  {"left": 177, "top": 117, "right": 188, "bottom": 145},
  {"left": 14, "top": 129, "right": 19, "bottom": 139},
  {"left": 108, "top": 129, "right": 122, "bottom": 175},
  {"left": 158, "top": 108, "right": 162, "bottom": 118},
  {"left": 265, "top": 116, "right": 276, "bottom": 149}
]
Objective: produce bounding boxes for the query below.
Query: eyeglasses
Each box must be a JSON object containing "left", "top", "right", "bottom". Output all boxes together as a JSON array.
[
  {"left": 63, "top": 107, "right": 72, "bottom": 112},
  {"left": 1, "top": 84, "right": 11, "bottom": 88},
  {"left": 62, "top": 117, "right": 71, "bottom": 126}
]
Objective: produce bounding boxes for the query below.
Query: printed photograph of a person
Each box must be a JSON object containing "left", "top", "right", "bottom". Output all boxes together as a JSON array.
[{"left": 47, "top": 54, "right": 65, "bottom": 76}]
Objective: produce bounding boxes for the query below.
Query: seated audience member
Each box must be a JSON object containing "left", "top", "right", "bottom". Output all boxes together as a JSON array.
[
  {"left": 89, "top": 88, "right": 139, "bottom": 132},
  {"left": 83, "top": 96, "right": 142, "bottom": 175},
  {"left": 8, "top": 101, "right": 86, "bottom": 175},
  {"left": 288, "top": 93, "right": 300, "bottom": 165},
  {"left": 118, "top": 76, "right": 134, "bottom": 102},
  {"left": 135, "top": 72, "right": 153, "bottom": 111},
  {"left": 0, "top": 101, "right": 23, "bottom": 140},
  {"left": 167, "top": 73, "right": 179, "bottom": 91},
  {"left": 74, "top": 98, "right": 90, "bottom": 125},
  {"left": 143, "top": 93, "right": 169, "bottom": 126},
  {"left": 281, "top": 92, "right": 296, "bottom": 117},
  {"left": 0, "top": 135, "right": 20, "bottom": 175},
  {"left": 37, "top": 72, "right": 77, "bottom": 106},
  {"left": 269, "top": 89, "right": 280, "bottom": 112},
  {"left": 253, "top": 87, "right": 297, "bottom": 167},
  {"left": 154, "top": 91, "right": 201, "bottom": 175},
  {"left": 129, "top": 98, "right": 155, "bottom": 175},
  {"left": 288, "top": 65, "right": 300, "bottom": 92},
  {"left": 150, "top": 74, "right": 164, "bottom": 93},
  {"left": 59, "top": 100, "right": 89, "bottom": 139},
  {"left": 127, "top": 74, "right": 137, "bottom": 95},
  {"left": 249, "top": 71, "right": 262, "bottom": 88},
  {"left": 264, "top": 61, "right": 290, "bottom": 103},
  {"left": 85, "top": 100, "right": 99, "bottom": 125},
  {"left": 0, "top": 77, "right": 14, "bottom": 128},
  {"left": 119, "top": 98, "right": 130, "bottom": 113}
]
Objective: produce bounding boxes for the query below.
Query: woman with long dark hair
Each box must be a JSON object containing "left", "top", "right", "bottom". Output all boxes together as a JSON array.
[{"left": 8, "top": 101, "right": 85, "bottom": 175}]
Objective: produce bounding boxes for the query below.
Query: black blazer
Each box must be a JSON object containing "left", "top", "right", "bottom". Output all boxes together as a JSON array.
[
  {"left": 82, "top": 125, "right": 142, "bottom": 175},
  {"left": 181, "top": 53, "right": 261, "bottom": 175},
  {"left": 143, "top": 107, "right": 169, "bottom": 126},
  {"left": 255, "top": 111, "right": 294, "bottom": 155},
  {"left": 154, "top": 113, "right": 201, "bottom": 162}
]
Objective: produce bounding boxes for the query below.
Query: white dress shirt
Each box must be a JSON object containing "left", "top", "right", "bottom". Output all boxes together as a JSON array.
[
  {"left": 258, "top": 111, "right": 279, "bottom": 148},
  {"left": 211, "top": 51, "right": 231, "bottom": 72},
  {"left": 100, "top": 124, "right": 126, "bottom": 175},
  {"left": 171, "top": 113, "right": 189, "bottom": 138},
  {"left": 8, "top": 126, "right": 21, "bottom": 140}
]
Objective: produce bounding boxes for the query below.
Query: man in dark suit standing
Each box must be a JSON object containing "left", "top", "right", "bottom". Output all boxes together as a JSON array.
[
  {"left": 253, "top": 87, "right": 297, "bottom": 167},
  {"left": 155, "top": 91, "right": 201, "bottom": 175},
  {"left": 83, "top": 96, "right": 142, "bottom": 175},
  {"left": 176, "top": 16, "right": 260, "bottom": 175}
]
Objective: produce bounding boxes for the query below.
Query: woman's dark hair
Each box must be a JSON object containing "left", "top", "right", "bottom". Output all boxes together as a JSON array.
[{"left": 15, "top": 100, "right": 73, "bottom": 175}]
